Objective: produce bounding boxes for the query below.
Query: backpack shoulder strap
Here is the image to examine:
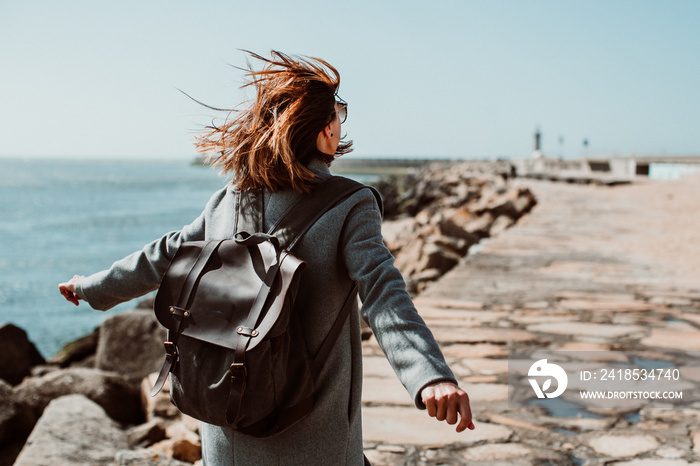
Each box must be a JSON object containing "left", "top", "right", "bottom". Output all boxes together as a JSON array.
[{"left": 269, "top": 176, "right": 383, "bottom": 251}]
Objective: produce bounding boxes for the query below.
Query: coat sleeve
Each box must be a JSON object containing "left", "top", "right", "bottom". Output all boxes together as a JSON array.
[
  {"left": 76, "top": 188, "right": 226, "bottom": 311},
  {"left": 340, "top": 190, "right": 457, "bottom": 409}
]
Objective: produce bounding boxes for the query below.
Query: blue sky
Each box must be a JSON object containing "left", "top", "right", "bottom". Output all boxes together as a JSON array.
[{"left": 1, "top": 1, "right": 698, "bottom": 160}]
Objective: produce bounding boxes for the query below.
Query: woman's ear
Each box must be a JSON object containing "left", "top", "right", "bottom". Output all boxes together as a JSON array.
[
  {"left": 323, "top": 122, "right": 334, "bottom": 138},
  {"left": 316, "top": 122, "right": 335, "bottom": 155}
]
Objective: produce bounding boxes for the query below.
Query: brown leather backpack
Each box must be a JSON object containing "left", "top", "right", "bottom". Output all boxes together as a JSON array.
[{"left": 150, "top": 176, "right": 381, "bottom": 437}]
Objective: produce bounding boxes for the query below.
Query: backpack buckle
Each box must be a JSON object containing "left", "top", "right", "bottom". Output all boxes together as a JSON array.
[
  {"left": 230, "top": 363, "right": 247, "bottom": 381},
  {"left": 164, "top": 341, "right": 178, "bottom": 357}
]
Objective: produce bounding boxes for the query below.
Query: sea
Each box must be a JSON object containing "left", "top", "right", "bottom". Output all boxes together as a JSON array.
[{"left": 0, "top": 158, "right": 259, "bottom": 358}]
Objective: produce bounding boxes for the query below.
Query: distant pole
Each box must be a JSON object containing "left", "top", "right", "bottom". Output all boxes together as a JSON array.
[
  {"left": 559, "top": 135, "right": 564, "bottom": 159},
  {"left": 532, "top": 128, "right": 543, "bottom": 159}
]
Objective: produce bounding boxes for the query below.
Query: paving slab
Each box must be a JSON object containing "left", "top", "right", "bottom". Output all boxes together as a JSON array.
[
  {"left": 362, "top": 407, "right": 512, "bottom": 445},
  {"left": 584, "top": 433, "right": 660, "bottom": 458},
  {"left": 527, "top": 321, "right": 646, "bottom": 338},
  {"left": 641, "top": 328, "right": 700, "bottom": 351}
]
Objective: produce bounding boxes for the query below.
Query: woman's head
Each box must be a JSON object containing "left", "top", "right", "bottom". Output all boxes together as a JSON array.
[{"left": 197, "top": 51, "right": 352, "bottom": 193}]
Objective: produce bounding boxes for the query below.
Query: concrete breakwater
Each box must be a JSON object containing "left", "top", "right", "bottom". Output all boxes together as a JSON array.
[
  {"left": 362, "top": 176, "right": 700, "bottom": 465},
  {"left": 0, "top": 160, "right": 537, "bottom": 465}
]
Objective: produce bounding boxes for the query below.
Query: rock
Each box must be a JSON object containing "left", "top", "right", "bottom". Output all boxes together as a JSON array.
[
  {"left": 489, "top": 214, "right": 515, "bottom": 236},
  {"left": 512, "top": 188, "right": 537, "bottom": 216},
  {"left": 149, "top": 438, "right": 202, "bottom": 464},
  {"left": 392, "top": 236, "right": 425, "bottom": 277},
  {"left": 166, "top": 420, "right": 200, "bottom": 442},
  {"left": 437, "top": 212, "right": 481, "bottom": 244},
  {"left": 411, "top": 268, "right": 444, "bottom": 284},
  {"left": 141, "top": 372, "right": 180, "bottom": 421},
  {"left": 480, "top": 193, "right": 518, "bottom": 219},
  {"left": 29, "top": 365, "right": 60, "bottom": 378},
  {"left": 13, "top": 394, "right": 129, "bottom": 466},
  {"left": 0, "top": 323, "right": 45, "bottom": 385},
  {"left": 381, "top": 217, "right": 415, "bottom": 253},
  {"left": 96, "top": 310, "right": 167, "bottom": 383},
  {"left": 421, "top": 241, "right": 461, "bottom": 273},
  {"left": 426, "top": 234, "right": 470, "bottom": 255},
  {"left": 0, "top": 379, "right": 35, "bottom": 451},
  {"left": 14, "top": 366, "right": 142, "bottom": 425},
  {"left": 0, "top": 440, "right": 26, "bottom": 466},
  {"left": 48, "top": 326, "right": 99, "bottom": 367},
  {"left": 115, "top": 449, "right": 192, "bottom": 466},
  {"left": 127, "top": 419, "right": 168, "bottom": 447}
]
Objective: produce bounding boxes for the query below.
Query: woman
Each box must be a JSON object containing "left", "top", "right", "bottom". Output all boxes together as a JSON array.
[{"left": 59, "top": 51, "right": 474, "bottom": 465}]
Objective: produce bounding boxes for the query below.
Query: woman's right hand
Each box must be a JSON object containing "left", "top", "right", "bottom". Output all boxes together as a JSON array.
[{"left": 58, "top": 275, "right": 85, "bottom": 306}]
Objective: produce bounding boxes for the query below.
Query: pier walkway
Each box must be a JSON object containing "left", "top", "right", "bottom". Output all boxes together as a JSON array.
[{"left": 361, "top": 176, "right": 700, "bottom": 465}]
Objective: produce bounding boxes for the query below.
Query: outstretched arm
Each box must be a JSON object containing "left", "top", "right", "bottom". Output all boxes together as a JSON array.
[{"left": 341, "top": 191, "right": 476, "bottom": 432}]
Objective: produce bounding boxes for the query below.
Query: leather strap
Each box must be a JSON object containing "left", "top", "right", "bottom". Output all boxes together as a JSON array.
[
  {"left": 176, "top": 240, "right": 223, "bottom": 310},
  {"left": 269, "top": 176, "right": 382, "bottom": 251},
  {"left": 150, "top": 306, "right": 191, "bottom": 396},
  {"left": 225, "top": 243, "right": 284, "bottom": 424}
]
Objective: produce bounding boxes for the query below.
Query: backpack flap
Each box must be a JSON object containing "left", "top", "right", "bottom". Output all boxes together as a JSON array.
[{"left": 154, "top": 239, "right": 306, "bottom": 351}]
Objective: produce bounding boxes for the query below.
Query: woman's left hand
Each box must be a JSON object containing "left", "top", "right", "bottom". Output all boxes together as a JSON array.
[
  {"left": 421, "top": 381, "right": 475, "bottom": 432},
  {"left": 58, "top": 275, "right": 85, "bottom": 306}
]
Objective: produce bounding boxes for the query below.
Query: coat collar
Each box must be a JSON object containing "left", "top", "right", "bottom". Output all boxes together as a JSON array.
[{"left": 307, "top": 156, "right": 332, "bottom": 179}]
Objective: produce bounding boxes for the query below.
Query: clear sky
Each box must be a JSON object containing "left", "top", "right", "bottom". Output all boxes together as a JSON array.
[{"left": 1, "top": 0, "right": 698, "bottom": 161}]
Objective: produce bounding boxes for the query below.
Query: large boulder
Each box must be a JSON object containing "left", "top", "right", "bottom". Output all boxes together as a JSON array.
[
  {"left": 0, "top": 324, "right": 44, "bottom": 385},
  {"left": 13, "top": 394, "right": 129, "bottom": 466},
  {"left": 14, "top": 367, "right": 142, "bottom": 425},
  {"left": 96, "top": 310, "right": 166, "bottom": 384}
]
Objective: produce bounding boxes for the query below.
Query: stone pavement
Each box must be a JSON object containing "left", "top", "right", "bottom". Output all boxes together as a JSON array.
[{"left": 362, "top": 177, "right": 700, "bottom": 465}]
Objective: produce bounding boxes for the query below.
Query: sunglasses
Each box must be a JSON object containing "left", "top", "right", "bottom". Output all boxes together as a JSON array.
[{"left": 335, "top": 97, "right": 348, "bottom": 124}]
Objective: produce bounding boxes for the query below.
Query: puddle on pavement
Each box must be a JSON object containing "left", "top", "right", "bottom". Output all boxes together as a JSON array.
[
  {"left": 529, "top": 397, "right": 602, "bottom": 419},
  {"left": 631, "top": 357, "right": 675, "bottom": 370},
  {"left": 623, "top": 411, "right": 642, "bottom": 424}
]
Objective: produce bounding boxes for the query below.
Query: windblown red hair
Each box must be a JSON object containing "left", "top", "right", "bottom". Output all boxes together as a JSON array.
[{"left": 196, "top": 51, "right": 352, "bottom": 193}]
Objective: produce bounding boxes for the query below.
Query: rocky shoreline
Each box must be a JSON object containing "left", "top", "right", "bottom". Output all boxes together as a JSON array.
[{"left": 0, "top": 160, "right": 538, "bottom": 465}]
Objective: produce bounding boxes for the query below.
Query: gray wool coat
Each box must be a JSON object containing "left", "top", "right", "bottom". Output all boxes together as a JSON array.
[{"left": 76, "top": 159, "right": 457, "bottom": 465}]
